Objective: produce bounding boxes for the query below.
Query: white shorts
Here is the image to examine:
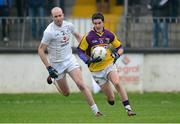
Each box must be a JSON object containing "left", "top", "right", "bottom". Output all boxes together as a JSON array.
[
  {"left": 51, "top": 55, "right": 80, "bottom": 80},
  {"left": 91, "top": 64, "right": 117, "bottom": 86}
]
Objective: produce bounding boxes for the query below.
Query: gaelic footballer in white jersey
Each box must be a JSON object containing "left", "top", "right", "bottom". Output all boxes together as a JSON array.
[
  {"left": 38, "top": 7, "right": 102, "bottom": 116},
  {"left": 41, "top": 20, "right": 76, "bottom": 63}
]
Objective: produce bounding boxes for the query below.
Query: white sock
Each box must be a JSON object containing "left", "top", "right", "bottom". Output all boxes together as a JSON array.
[
  {"left": 125, "top": 105, "right": 132, "bottom": 112},
  {"left": 90, "top": 104, "right": 99, "bottom": 114}
]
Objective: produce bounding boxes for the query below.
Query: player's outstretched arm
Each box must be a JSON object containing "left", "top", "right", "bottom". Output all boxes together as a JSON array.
[
  {"left": 38, "top": 43, "right": 50, "bottom": 68},
  {"left": 73, "top": 32, "right": 82, "bottom": 43}
]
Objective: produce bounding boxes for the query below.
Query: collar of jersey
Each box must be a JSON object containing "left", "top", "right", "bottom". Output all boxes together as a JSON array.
[
  {"left": 93, "top": 27, "right": 105, "bottom": 36},
  {"left": 53, "top": 21, "right": 63, "bottom": 29}
]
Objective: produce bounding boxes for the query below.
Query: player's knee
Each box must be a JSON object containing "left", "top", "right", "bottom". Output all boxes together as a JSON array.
[
  {"left": 77, "top": 84, "right": 86, "bottom": 91},
  {"left": 114, "top": 83, "right": 121, "bottom": 89}
]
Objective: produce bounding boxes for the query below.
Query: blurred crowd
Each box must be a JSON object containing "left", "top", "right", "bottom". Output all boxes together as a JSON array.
[
  {"left": 0, "top": 0, "right": 65, "bottom": 43},
  {"left": 0, "top": 0, "right": 180, "bottom": 48}
]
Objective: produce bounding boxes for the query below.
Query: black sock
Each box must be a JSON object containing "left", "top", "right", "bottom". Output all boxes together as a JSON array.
[
  {"left": 108, "top": 100, "right": 115, "bottom": 105},
  {"left": 122, "top": 100, "right": 130, "bottom": 106},
  {"left": 122, "top": 100, "right": 132, "bottom": 111}
]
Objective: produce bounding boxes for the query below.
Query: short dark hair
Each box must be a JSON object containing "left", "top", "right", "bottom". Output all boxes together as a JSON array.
[{"left": 92, "top": 12, "right": 104, "bottom": 22}]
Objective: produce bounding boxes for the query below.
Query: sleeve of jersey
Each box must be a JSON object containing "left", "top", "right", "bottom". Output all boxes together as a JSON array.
[
  {"left": 111, "top": 35, "right": 123, "bottom": 50},
  {"left": 41, "top": 31, "right": 52, "bottom": 45},
  {"left": 69, "top": 23, "right": 75, "bottom": 34},
  {"left": 77, "top": 36, "right": 89, "bottom": 63}
]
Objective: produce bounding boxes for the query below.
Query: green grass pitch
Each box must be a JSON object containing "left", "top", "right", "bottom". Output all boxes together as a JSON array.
[{"left": 0, "top": 92, "right": 180, "bottom": 123}]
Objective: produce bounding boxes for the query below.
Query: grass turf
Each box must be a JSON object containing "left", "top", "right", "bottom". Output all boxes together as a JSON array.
[{"left": 0, "top": 92, "right": 180, "bottom": 123}]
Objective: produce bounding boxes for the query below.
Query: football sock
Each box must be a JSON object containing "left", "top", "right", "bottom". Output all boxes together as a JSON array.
[
  {"left": 91, "top": 104, "right": 99, "bottom": 114},
  {"left": 108, "top": 100, "right": 115, "bottom": 105},
  {"left": 122, "top": 100, "right": 132, "bottom": 111}
]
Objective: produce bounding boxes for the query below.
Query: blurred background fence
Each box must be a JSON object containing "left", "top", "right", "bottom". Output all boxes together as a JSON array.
[
  {"left": 0, "top": 0, "right": 180, "bottom": 51},
  {"left": 1, "top": 17, "right": 180, "bottom": 49}
]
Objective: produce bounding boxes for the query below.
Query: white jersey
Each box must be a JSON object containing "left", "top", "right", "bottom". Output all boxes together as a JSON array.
[{"left": 41, "top": 21, "right": 75, "bottom": 63}]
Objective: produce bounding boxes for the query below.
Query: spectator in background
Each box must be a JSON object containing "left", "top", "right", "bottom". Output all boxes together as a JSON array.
[
  {"left": 27, "top": 0, "right": 45, "bottom": 40},
  {"left": 48, "top": 0, "right": 65, "bottom": 15},
  {"left": 116, "top": 0, "right": 123, "bottom": 5},
  {"left": 148, "top": 0, "right": 171, "bottom": 48},
  {"left": 169, "top": 0, "right": 178, "bottom": 23},
  {"left": 128, "top": 0, "right": 140, "bottom": 6},
  {"left": 0, "top": 0, "right": 12, "bottom": 43},
  {"left": 96, "top": 0, "right": 110, "bottom": 13},
  {"left": 15, "top": 0, "right": 25, "bottom": 22}
]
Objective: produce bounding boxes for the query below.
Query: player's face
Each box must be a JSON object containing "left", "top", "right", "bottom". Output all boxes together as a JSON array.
[
  {"left": 52, "top": 9, "right": 64, "bottom": 26},
  {"left": 92, "top": 19, "right": 104, "bottom": 33}
]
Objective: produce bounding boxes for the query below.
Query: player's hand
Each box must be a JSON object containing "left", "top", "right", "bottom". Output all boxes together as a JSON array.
[
  {"left": 47, "top": 66, "right": 58, "bottom": 78},
  {"left": 86, "top": 56, "right": 102, "bottom": 66},
  {"left": 112, "top": 52, "right": 120, "bottom": 64},
  {"left": 47, "top": 75, "right": 53, "bottom": 84}
]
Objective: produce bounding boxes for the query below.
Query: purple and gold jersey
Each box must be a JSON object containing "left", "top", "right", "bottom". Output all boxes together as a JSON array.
[{"left": 78, "top": 28, "right": 122, "bottom": 72}]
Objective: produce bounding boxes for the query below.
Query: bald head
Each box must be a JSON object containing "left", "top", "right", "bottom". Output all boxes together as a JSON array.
[
  {"left": 51, "top": 7, "right": 64, "bottom": 26},
  {"left": 51, "top": 7, "right": 63, "bottom": 16}
]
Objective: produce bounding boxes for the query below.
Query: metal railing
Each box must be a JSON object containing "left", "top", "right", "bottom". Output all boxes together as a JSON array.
[
  {"left": 0, "top": 17, "right": 52, "bottom": 49},
  {"left": 121, "top": 16, "right": 180, "bottom": 48},
  {"left": 1, "top": 16, "right": 180, "bottom": 50}
]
